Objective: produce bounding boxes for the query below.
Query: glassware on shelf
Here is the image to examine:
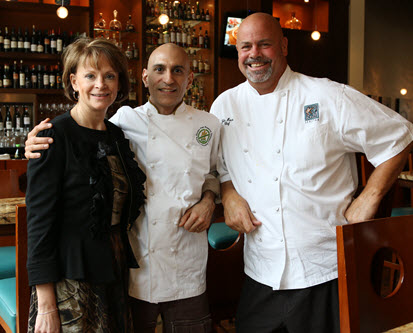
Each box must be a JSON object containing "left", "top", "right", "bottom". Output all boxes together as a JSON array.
[
  {"left": 109, "top": 10, "right": 122, "bottom": 31},
  {"left": 125, "top": 14, "right": 136, "bottom": 32},
  {"left": 285, "top": 12, "right": 302, "bottom": 30},
  {"left": 94, "top": 12, "right": 107, "bottom": 29}
]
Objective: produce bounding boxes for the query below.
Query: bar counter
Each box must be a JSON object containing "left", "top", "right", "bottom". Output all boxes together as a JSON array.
[{"left": 0, "top": 197, "right": 26, "bottom": 238}]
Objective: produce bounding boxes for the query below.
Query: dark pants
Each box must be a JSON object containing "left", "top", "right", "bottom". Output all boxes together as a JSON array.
[
  {"left": 236, "top": 275, "right": 340, "bottom": 333},
  {"left": 130, "top": 292, "right": 212, "bottom": 333}
]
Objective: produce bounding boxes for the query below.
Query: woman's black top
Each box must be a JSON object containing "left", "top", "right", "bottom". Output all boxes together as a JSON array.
[{"left": 26, "top": 111, "right": 146, "bottom": 286}]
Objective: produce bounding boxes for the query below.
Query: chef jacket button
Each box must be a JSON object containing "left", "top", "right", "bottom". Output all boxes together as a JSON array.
[
  {"left": 150, "top": 163, "right": 155, "bottom": 169},
  {"left": 148, "top": 113, "right": 152, "bottom": 117},
  {"left": 280, "top": 239, "right": 284, "bottom": 243},
  {"left": 247, "top": 122, "right": 251, "bottom": 127},
  {"left": 252, "top": 210, "right": 256, "bottom": 214},
  {"left": 152, "top": 136, "right": 156, "bottom": 140},
  {"left": 149, "top": 192, "right": 154, "bottom": 196},
  {"left": 278, "top": 119, "right": 283, "bottom": 124},
  {"left": 188, "top": 116, "right": 192, "bottom": 120},
  {"left": 185, "top": 170, "right": 190, "bottom": 175},
  {"left": 258, "top": 238, "right": 262, "bottom": 242},
  {"left": 274, "top": 177, "right": 279, "bottom": 182},
  {"left": 276, "top": 207, "right": 280, "bottom": 212},
  {"left": 177, "top": 196, "right": 181, "bottom": 200},
  {"left": 281, "top": 92, "right": 286, "bottom": 97},
  {"left": 243, "top": 148, "right": 248, "bottom": 153},
  {"left": 174, "top": 221, "right": 179, "bottom": 225},
  {"left": 170, "top": 248, "right": 176, "bottom": 253},
  {"left": 248, "top": 179, "right": 252, "bottom": 183},
  {"left": 152, "top": 220, "right": 157, "bottom": 225},
  {"left": 150, "top": 248, "right": 155, "bottom": 253},
  {"left": 186, "top": 143, "right": 191, "bottom": 149},
  {"left": 276, "top": 149, "right": 281, "bottom": 154}
]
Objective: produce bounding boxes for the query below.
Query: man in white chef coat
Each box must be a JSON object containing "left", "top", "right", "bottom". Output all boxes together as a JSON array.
[
  {"left": 25, "top": 43, "right": 221, "bottom": 332},
  {"left": 210, "top": 12, "right": 413, "bottom": 333}
]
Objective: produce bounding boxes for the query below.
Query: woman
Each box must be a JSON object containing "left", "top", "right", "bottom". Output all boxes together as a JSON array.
[{"left": 26, "top": 37, "right": 146, "bottom": 332}]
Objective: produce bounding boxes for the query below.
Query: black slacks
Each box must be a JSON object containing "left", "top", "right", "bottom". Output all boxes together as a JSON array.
[{"left": 236, "top": 275, "right": 340, "bottom": 333}]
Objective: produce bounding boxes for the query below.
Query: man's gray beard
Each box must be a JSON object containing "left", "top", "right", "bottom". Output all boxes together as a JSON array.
[{"left": 246, "top": 66, "right": 273, "bottom": 83}]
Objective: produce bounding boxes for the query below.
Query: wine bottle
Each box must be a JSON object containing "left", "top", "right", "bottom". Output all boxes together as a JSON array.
[
  {"left": 56, "top": 28, "right": 63, "bottom": 54},
  {"left": 4, "top": 105, "right": 12, "bottom": 136},
  {"left": 56, "top": 62, "right": 62, "bottom": 89},
  {"left": 43, "top": 29, "right": 50, "bottom": 54},
  {"left": 0, "top": 27, "right": 4, "bottom": 52},
  {"left": 24, "top": 27, "right": 30, "bottom": 53},
  {"left": 23, "top": 105, "right": 31, "bottom": 131},
  {"left": 204, "top": 30, "right": 210, "bottom": 48},
  {"left": 50, "top": 29, "right": 57, "bottom": 54},
  {"left": 49, "top": 65, "right": 56, "bottom": 89},
  {"left": 30, "top": 25, "right": 37, "bottom": 53},
  {"left": 10, "top": 27, "right": 17, "bottom": 52},
  {"left": 3, "top": 27, "right": 11, "bottom": 52},
  {"left": 37, "top": 30, "right": 44, "bottom": 53},
  {"left": 13, "top": 105, "right": 21, "bottom": 131},
  {"left": 3, "top": 64, "right": 12, "bottom": 88},
  {"left": 25, "top": 65, "right": 31, "bottom": 89},
  {"left": 17, "top": 27, "right": 24, "bottom": 52},
  {"left": 43, "top": 65, "right": 49, "bottom": 89},
  {"left": 19, "top": 60, "right": 25, "bottom": 89},
  {"left": 12, "top": 60, "right": 19, "bottom": 89},
  {"left": 31, "top": 65, "right": 37, "bottom": 89},
  {"left": 37, "top": 64, "right": 44, "bottom": 89}
]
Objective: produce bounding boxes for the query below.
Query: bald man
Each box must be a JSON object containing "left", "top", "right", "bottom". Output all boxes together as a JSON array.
[
  {"left": 25, "top": 43, "right": 220, "bottom": 332},
  {"left": 211, "top": 13, "right": 413, "bottom": 332}
]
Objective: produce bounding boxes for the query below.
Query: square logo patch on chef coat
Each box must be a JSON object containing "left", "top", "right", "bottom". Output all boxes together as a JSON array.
[
  {"left": 196, "top": 126, "right": 212, "bottom": 146},
  {"left": 304, "top": 103, "right": 319, "bottom": 123}
]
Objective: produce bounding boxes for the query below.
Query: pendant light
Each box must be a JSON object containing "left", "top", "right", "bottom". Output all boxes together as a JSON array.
[{"left": 57, "top": 0, "right": 69, "bottom": 19}]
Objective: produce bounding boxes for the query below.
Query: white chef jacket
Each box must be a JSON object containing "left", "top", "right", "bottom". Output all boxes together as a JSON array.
[
  {"left": 110, "top": 101, "right": 221, "bottom": 303},
  {"left": 210, "top": 66, "right": 413, "bottom": 290}
]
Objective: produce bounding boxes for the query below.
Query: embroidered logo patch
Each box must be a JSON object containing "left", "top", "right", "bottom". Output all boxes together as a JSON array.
[
  {"left": 221, "top": 118, "right": 234, "bottom": 126},
  {"left": 196, "top": 126, "right": 212, "bottom": 146},
  {"left": 304, "top": 103, "right": 319, "bottom": 123}
]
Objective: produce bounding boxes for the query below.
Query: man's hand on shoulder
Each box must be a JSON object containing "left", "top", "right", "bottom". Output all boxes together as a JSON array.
[{"left": 25, "top": 118, "right": 54, "bottom": 159}]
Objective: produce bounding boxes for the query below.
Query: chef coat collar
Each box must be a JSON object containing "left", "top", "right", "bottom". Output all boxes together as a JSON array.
[{"left": 146, "top": 99, "right": 186, "bottom": 116}]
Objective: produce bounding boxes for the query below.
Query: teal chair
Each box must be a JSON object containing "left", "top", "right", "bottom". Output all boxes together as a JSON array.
[
  {"left": 208, "top": 222, "right": 240, "bottom": 251},
  {"left": 0, "top": 205, "right": 29, "bottom": 333},
  {"left": 0, "top": 247, "right": 16, "bottom": 280},
  {"left": 391, "top": 207, "right": 413, "bottom": 217},
  {"left": 207, "top": 220, "right": 244, "bottom": 331}
]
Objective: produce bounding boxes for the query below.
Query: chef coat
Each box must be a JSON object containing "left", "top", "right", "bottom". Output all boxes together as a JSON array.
[
  {"left": 110, "top": 101, "right": 221, "bottom": 302},
  {"left": 211, "top": 66, "right": 413, "bottom": 290}
]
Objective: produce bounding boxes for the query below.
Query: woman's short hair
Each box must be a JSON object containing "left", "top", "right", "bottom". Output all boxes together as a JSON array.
[{"left": 62, "top": 37, "right": 130, "bottom": 103}]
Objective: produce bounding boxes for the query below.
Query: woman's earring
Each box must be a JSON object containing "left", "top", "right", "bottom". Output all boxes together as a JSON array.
[{"left": 73, "top": 91, "right": 79, "bottom": 101}]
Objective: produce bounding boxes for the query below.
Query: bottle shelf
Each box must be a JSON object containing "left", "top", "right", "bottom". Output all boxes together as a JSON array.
[
  {"left": 0, "top": 1, "right": 90, "bottom": 13},
  {"left": 93, "top": 28, "right": 140, "bottom": 35},
  {"left": 0, "top": 88, "right": 64, "bottom": 95},
  {"left": 0, "top": 52, "right": 61, "bottom": 61},
  {"left": 146, "top": 16, "right": 210, "bottom": 28},
  {"left": 145, "top": 44, "right": 209, "bottom": 52}
]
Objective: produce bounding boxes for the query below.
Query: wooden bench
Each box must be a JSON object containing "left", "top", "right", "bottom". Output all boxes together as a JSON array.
[{"left": 337, "top": 215, "right": 413, "bottom": 333}]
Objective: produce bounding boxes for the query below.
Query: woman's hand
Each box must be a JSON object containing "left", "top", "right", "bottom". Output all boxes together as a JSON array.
[
  {"left": 35, "top": 283, "right": 60, "bottom": 333},
  {"left": 35, "top": 310, "right": 61, "bottom": 333}
]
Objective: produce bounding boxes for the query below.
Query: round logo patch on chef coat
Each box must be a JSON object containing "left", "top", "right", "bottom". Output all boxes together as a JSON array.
[{"left": 196, "top": 126, "right": 212, "bottom": 146}]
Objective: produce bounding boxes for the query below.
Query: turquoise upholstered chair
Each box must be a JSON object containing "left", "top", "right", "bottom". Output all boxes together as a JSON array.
[
  {"left": 207, "top": 220, "right": 244, "bottom": 331},
  {"left": 0, "top": 205, "right": 29, "bottom": 333},
  {"left": 391, "top": 207, "right": 413, "bottom": 217},
  {"left": 208, "top": 222, "right": 240, "bottom": 251},
  {"left": 0, "top": 277, "right": 17, "bottom": 333},
  {"left": 0, "top": 247, "right": 16, "bottom": 280}
]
